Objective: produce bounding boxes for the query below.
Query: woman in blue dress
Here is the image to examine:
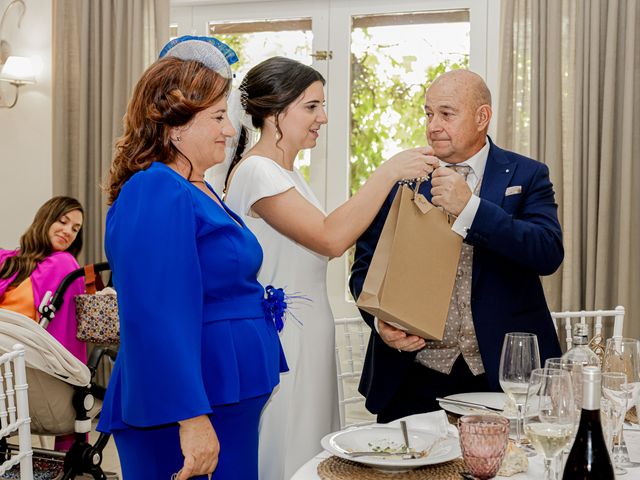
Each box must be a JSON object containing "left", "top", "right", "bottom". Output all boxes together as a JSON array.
[{"left": 97, "top": 36, "right": 286, "bottom": 479}]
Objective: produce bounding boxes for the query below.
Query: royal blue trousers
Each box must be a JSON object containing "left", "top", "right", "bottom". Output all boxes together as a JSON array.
[{"left": 113, "top": 394, "right": 269, "bottom": 479}]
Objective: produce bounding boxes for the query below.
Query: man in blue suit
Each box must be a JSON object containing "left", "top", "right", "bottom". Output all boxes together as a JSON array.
[{"left": 350, "top": 70, "right": 563, "bottom": 423}]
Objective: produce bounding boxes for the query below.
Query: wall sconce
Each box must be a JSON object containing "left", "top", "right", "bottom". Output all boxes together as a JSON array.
[
  {"left": 0, "top": 0, "right": 31, "bottom": 108},
  {"left": 0, "top": 55, "right": 35, "bottom": 108},
  {"left": 0, "top": 0, "right": 26, "bottom": 64}
]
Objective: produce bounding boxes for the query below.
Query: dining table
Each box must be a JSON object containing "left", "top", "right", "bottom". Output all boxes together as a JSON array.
[{"left": 291, "top": 413, "right": 640, "bottom": 480}]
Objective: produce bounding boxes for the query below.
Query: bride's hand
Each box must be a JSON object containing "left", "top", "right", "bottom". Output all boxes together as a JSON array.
[{"left": 382, "top": 146, "right": 439, "bottom": 181}]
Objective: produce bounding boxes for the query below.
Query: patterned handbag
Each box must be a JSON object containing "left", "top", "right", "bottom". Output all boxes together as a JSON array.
[{"left": 75, "top": 264, "right": 120, "bottom": 344}]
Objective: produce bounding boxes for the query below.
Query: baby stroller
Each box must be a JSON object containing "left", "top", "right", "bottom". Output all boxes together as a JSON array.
[{"left": 0, "top": 262, "right": 117, "bottom": 479}]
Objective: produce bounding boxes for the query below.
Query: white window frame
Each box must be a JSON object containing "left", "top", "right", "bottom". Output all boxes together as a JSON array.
[{"left": 170, "top": 0, "right": 501, "bottom": 317}]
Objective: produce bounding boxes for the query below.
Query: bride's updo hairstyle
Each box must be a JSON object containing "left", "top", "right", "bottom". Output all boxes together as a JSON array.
[{"left": 225, "top": 57, "right": 325, "bottom": 187}]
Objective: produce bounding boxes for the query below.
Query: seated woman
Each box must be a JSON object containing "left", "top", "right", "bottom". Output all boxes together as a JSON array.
[{"left": 0, "top": 196, "right": 87, "bottom": 450}]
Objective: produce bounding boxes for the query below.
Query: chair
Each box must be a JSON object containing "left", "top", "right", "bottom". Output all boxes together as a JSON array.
[
  {"left": 551, "top": 306, "right": 625, "bottom": 352},
  {"left": 0, "top": 308, "right": 116, "bottom": 480},
  {"left": 334, "top": 317, "right": 375, "bottom": 429},
  {"left": 0, "top": 344, "right": 33, "bottom": 480}
]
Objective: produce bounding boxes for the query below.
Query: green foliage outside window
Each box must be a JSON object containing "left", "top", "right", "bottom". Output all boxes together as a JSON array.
[{"left": 349, "top": 31, "right": 469, "bottom": 195}]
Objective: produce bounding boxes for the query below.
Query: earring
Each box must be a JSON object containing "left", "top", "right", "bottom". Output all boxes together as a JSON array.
[
  {"left": 275, "top": 131, "right": 281, "bottom": 141},
  {"left": 174, "top": 136, "right": 181, "bottom": 142}
]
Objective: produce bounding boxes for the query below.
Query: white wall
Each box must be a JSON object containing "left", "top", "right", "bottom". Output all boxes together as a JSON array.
[{"left": 0, "top": 0, "right": 52, "bottom": 249}]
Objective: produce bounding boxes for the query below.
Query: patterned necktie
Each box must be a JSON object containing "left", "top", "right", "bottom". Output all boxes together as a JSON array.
[{"left": 446, "top": 164, "right": 472, "bottom": 181}]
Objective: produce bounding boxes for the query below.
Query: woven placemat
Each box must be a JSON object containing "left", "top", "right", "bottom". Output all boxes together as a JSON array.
[{"left": 317, "top": 456, "right": 466, "bottom": 480}]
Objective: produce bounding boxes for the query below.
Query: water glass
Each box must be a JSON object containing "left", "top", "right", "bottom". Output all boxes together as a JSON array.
[{"left": 458, "top": 415, "right": 510, "bottom": 480}]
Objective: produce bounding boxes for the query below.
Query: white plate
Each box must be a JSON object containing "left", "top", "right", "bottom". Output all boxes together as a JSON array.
[
  {"left": 320, "top": 425, "right": 460, "bottom": 471},
  {"left": 439, "top": 392, "right": 516, "bottom": 419}
]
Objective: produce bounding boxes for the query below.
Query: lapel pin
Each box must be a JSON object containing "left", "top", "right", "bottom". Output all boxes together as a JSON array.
[{"left": 505, "top": 169, "right": 510, "bottom": 173}]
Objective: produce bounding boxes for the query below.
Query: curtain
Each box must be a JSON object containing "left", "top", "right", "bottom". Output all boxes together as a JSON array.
[
  {"left": 52, "top": 0, "right": 169, "bottom": 264},
  {"left": 498, "top": 0, "right": 640, "bottom": 338}
]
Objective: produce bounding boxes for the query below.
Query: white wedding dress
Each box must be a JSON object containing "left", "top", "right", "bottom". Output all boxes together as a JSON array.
[{"left": 225, "top": 155, "right": 340, "bottom": 480}]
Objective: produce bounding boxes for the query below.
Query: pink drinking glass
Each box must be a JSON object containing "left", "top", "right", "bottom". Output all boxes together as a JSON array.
[{"left": 458, "top": 415, "right": 510, "bottom": 480}]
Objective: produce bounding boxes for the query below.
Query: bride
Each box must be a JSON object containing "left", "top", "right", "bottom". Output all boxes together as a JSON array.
[{"left": 221, "top": 56, "right": 437, "bottom": 480}]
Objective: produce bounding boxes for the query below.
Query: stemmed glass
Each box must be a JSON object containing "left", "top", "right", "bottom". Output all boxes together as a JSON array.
[
  {"left": 545, "top": 357, "right": 586, "bottom": 436},
  {"left": 499, "top": 332, "right": 541, "bottom": 449},
  {"left": 601, "top": 371, "right": 629, "bottom": 475},
  {"left": 544, "top": 357, "right": 582, "bottom": 473},
  {"left": 545, "top": 357, "right": 584, "bottom": 419},
  {"left": 523, "top": 368, "right": 575, "bottom": 480},
  {"left": 602, "top": 337, "right": 640, "bottom": 469}
]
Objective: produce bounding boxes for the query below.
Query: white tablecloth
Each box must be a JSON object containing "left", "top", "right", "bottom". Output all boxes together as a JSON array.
[{"left": 292, "top": 424, "right": 640, "bottom": 480}]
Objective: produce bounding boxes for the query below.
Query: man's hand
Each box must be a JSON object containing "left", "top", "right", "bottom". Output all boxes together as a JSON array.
[
  {"left": 378, "top": 320, "right": 426, "bottom": 352},
  {"left": 176, "top": 415, "right": 219, "bottom": 480},
  {"left": 430, "top": 167, "right": 472, "bottom": 216}
]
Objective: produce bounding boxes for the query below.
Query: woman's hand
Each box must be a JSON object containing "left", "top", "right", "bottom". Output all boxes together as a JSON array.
[
  {"left": 176, "top": 414, "right": 219, "bottom": 480},
  {"left": 382, "top": 146, "right": 439, "bottom": 182}
]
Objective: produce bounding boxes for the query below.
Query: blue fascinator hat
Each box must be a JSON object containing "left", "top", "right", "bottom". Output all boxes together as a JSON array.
[{"left": 159, "top": 35, "right": 239, "bottom": 79}]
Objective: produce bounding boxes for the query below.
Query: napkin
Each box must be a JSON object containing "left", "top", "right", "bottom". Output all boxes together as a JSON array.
[{"left": 384, "top": 410, "right": 451, "bottom": 438}]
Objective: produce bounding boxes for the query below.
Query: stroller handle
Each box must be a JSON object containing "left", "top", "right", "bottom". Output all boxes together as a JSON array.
[{"left": 39, "top": 262, "right": 111, "bottom": 326}]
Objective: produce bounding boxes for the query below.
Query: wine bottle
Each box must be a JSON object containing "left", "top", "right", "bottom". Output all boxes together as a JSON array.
[{"left": 562, "top": 366, "right": 614, "bottom": 479}]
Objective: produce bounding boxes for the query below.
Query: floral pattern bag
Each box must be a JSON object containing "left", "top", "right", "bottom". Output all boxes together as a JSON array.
[{"left": 75, "top": 264, "right": 120, "bottom": 344}]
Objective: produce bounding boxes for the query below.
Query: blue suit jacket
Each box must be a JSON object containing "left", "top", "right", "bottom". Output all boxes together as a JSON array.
[{"left": 349, "top": 139, "right": 563, "bottom": 414}]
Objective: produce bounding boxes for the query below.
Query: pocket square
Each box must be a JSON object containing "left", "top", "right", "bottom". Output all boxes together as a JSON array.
[{"left": 505, "top": 186, "right": 522, "bottom": 196}]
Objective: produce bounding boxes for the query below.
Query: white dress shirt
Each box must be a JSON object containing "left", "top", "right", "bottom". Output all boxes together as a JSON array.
[{"left": 445, "top": 138, "right": 490, "bottom": 238}]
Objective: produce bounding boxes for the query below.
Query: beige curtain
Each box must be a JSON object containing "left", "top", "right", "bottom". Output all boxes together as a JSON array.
[
  {"left": 52, "top": 0, "right": 169, "bottom": 264},
  {"left": 498, "top": 0, "right": 640, "bottom": 338}
]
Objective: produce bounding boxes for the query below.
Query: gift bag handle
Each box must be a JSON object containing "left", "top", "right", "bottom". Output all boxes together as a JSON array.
[{"left": 84, "top": 264, "right": 105, "bottom": 294}]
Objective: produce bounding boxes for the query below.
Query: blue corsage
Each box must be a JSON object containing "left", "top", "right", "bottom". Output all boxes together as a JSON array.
[{"left": 263, "top": 285, "right": 287, "bottom": 332}]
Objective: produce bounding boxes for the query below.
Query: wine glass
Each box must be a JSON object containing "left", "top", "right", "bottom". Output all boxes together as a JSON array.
[
  {"left": 523, "top": 368, "right": 575, "bottom": 480},
  {"left": 499, "top": 332, "right": 541, "bottom": 449},
  {"left": 545, "top": 357, "right": 585, "bottom": 426},
  {"left": 544, "top": 356, "right": 582, "bottom": 473},
  {"left": 601, "top": 371, "right": 628, "bottom": 475},
  {"left": 602, "top": 337, "right": 640, "bottom": 469}
]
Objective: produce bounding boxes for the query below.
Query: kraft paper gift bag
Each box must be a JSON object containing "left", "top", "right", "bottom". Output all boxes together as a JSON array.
[{"left": 356, "top": 183, "right": 462, "bottom": 340}]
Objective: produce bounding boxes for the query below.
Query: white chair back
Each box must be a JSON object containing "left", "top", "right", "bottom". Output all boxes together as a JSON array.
[
  {"left": 0, "top": 344, "right": 33, "bottom": 479},
  {"left": 551, "top": 306, "right": 625, "bottom": 351},
  {"left": 334, "top": 317, "right": 375, "bottom": 428}
]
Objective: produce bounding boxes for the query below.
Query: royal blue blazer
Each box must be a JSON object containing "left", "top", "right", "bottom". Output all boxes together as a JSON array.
[{"left": 98, "top": 162, "right": 286, "bottom": 431}]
